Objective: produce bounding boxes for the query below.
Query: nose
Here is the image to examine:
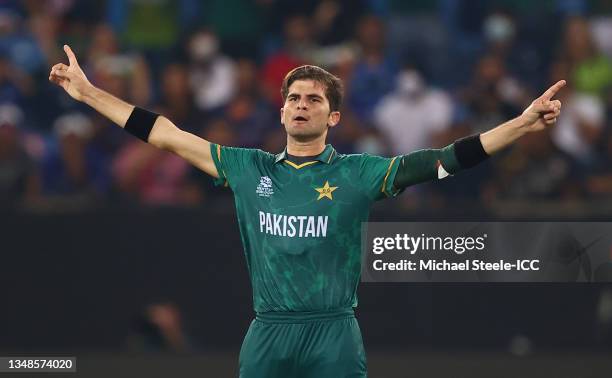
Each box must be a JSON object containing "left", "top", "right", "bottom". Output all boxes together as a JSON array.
[{"left": 297, "top": 98, "right": 308, "bottom": 110}]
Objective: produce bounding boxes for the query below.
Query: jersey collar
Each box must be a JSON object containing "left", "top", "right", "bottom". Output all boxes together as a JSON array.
[{"left": 274, "top": 144, "right": 337, "bottom": 165}]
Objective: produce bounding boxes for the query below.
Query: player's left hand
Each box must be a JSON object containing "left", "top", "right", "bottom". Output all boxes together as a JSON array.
[{"left": 520, "top": 80, "right": 566, "bottom": 132}]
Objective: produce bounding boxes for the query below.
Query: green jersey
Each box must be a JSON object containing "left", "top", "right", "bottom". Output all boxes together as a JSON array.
[{"left": 210, "top": 143, "right": 401, "bottom": 313}]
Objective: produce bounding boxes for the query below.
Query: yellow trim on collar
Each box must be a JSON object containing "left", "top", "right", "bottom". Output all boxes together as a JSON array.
[{"left": 284, "top": 160, "right": 319, "bottom": 169}]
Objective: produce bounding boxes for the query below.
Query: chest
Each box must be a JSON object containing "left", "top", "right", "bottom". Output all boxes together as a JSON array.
[{"left": 237, "top": 162, "right": 367, "bottom": 215}]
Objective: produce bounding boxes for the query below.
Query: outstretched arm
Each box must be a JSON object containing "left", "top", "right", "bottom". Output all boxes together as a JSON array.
[
  {"left": 49, "top": 45, "right": 219, "bottom": 178},
  {"left": 393, "top": 80, "right": 566, "bottom": 189}
]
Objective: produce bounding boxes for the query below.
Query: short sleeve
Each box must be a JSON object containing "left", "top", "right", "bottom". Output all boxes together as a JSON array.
[
  {"left": 359, "top": 153, "right": 403, "bottom": 201},
  {"left": 210, "top": 143, "right": 259, "bottom": 190}
]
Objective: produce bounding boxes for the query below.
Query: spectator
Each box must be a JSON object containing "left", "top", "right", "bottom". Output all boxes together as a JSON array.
[
  {"left": 373, "top": 65, "right": 453, "bottom": 155},
  {"left": 41, "top": 112, "right": 110, "bottom": 206},
  {"left": 260, "top": 15, "right": 310, "bottom": 107},
  {"left": 345, "top": 15, "right": 398, "bottom": 123},
  {"left": 112, "top": 142, "right": 191, "bottom": 206},
  {"left": 158, "top": 62, "right": 202, "bottom": 134},
  {"left": 0, "top": 103, "right": 40, "bottom": 208},
  {"left": 0, "top": 7, "right": 47, "bottom": 75},
  {"left": 584, "top": 85, "right": 612, "bottom": 197},
  {"left": 311, "top": 0, "right": 365, "bottom": 46},
  {"left": 200, "top": 0, "right": 270, "bottom": 58},
  {"left": 222, "top": 59, "right": 276, "bottom": 148},
  {"left": 482, "top": 130, "right": 582, "bottom": 202},
  {"left": 458, "top": 54, "right": 524, "bottom": 134},
  {"left": 549, "top": 61, "right": 605, "bottom": 165},
  {"left": 561, "top": 16, "right": 612, "bottom": 98},
  {"left": 105, "top": 0, "right": 180, "bottom": 52},
  {"left": 261, "top": 3, "right": 359, "bottom": 71},
  {"left": 327, "top": 110, "right": 370, "bottom": 154},
  {"left": 87, "top": 24, "right": 152, "bottom": 107},
  {"left": 586, "top": 135, "right": 612, "bottom": 197},
  {"left": 0, "top": 55, "right": 33, "bottom": 105},
  {"left": 187, "top": 29, "right": 236, "bottom": 112},
  {"left": 483, "top": 9, "right": 546, "bottom": 88},
  {"left": 4, "top": 1, "right": 612, "bottom": 211}
]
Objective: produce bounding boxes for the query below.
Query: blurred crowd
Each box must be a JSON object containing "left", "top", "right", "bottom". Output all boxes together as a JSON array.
[{"left": 2, "top": 0, "right": 612, "bottom": 211}]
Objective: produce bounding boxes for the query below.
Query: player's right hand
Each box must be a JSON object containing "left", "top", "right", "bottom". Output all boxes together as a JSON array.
[{"left": 49, "top": 45, "right": 92, "bottom": 102}]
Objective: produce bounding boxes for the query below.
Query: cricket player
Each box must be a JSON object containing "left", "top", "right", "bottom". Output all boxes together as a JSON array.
[{"left": 49, "top": 44, "right": 564, "bottom": 377}]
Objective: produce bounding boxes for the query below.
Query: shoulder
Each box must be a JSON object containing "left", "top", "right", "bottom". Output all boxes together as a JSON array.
[
  {"left": 255, "top": 149, "right": 277, "bottom": 164},
  {"left": 334, "top": 152, "right": 362, "bottom": 163},
  {"left": 214, "top": 145, "right": 277, "bottom": 172},
  {"left": 241, "top": 147, "right": 278, "bottom": 166},
  {"left": 336, "top": 152, "right": 393, "bottom": 167},
  {"left": 236, "top": 147, "right": 275, "bottom": 158},
  {"left": 219, "top": 145, "right": 273, "bottom": 158}
]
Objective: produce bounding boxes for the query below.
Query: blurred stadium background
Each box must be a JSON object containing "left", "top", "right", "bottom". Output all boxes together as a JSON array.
[{"left": 2, "top": 0, "right": 612, "bottom": 376}]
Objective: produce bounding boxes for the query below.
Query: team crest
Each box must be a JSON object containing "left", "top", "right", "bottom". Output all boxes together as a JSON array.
[
  {"left": 256, "top": 176, "right": 274, "bottom": 197},
  {"left": 315, "top": 181, "right": 338, "bottom": 201}
]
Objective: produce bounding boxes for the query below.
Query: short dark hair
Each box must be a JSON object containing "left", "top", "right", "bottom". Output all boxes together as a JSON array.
[{"left": 280, "top": 65, "right": 344, "bottom": 112}]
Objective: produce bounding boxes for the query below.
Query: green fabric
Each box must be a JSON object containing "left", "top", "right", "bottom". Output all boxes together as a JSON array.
[
  {"left": 124, "top": 1, "right": 178, "bottom": 49},
  {"left": 573, "top": 55, "right": 612, "bottom": 97},
  {"left": 239, "top": 314, "right": 366, "bottom": 378},
  {"left": 202, "top": 0, "right": 266, "bottom": 40},
  {"left": 393, "top": 144, "right": 461, "bottom": 189},
  {"left": 210, "top": 144, "right": 401, "bottom": 313},
  {"left": 256, "top": 307, "right": 354, "bottom": 323}
]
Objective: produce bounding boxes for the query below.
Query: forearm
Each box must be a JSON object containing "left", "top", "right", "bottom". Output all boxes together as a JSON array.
[
  {"left": 480, "top": 115, "right": 528, "bottom": 155},
  {"left": 81, "top": 84, "right": 135, "bottom": 128},
  {"left": 81, "top": 85, "right": 174, "bottom": 152},
  {"left": 81, "top": 85, "right": 179, "bottom": 150}
]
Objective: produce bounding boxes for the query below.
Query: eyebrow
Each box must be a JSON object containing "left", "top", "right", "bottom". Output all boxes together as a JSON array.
[{"left": 288, "top": 93, "right": 325, "bottom": 100}]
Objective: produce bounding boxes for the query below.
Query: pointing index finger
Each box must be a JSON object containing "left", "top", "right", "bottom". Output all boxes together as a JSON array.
[
  {"left": 63, "top": 44, "right": 79, "bottom": 66},
  {"left": 541, "top": 80, "right": 566, "bottom": 100}
]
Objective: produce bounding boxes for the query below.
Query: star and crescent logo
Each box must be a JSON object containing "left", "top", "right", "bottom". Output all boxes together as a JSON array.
[{"left": 315, "top": 181, "right": 338, "bottom": 200}]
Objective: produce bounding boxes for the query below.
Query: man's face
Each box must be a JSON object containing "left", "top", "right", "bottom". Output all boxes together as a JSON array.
[{"left": 280, "top": 80, "right": 340, "bottom": 141}]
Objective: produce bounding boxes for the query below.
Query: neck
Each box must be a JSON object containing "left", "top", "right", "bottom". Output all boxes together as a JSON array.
[{"left": 286, "top": 134, "right": 327, "bottom": 156}]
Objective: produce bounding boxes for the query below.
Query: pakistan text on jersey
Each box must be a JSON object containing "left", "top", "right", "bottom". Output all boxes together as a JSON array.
[{"left": 259, "top": 211, "right": 328, "bottom": 238}]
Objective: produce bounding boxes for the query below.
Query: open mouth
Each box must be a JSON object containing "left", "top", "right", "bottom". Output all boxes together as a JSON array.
[{"left": 293, "top": 116, "right": 308, "bottom": 122}]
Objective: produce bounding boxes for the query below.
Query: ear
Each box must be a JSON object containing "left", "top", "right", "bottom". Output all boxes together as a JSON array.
[
  {"left": 327, "top": 111, "right": 341, "bottom": 128},
  {"left": 280, "top": 107, "right": 285, "bottom": 125}
]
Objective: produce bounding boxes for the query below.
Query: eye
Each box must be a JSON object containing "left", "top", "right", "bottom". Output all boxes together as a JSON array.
[{"left": 311, "top": 98, "right": 320, "bottom": 102}]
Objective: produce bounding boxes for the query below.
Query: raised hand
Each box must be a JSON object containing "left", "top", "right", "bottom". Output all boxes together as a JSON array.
[
  {"left": 521, "top": 80, "right": 566, "bottom": 132},
  {"left": 48, "top": 45, "right": 92, "bottom": 101}
]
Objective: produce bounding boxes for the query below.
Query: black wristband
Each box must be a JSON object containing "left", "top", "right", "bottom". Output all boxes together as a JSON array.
[
  {"left": 124, "top": 107, "right": 159, "bottom": 142},
  {"left": 453, "top": 134, "right": 489, "bottom": 168}
]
